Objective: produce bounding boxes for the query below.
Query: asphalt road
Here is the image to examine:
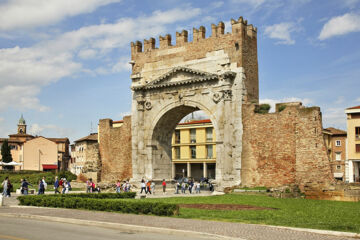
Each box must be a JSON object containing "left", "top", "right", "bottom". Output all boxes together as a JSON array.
[{"left": 0, "top": 217, "right": 208, "bottom": 240}]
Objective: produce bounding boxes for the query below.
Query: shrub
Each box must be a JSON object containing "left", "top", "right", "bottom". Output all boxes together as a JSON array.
[
  {"left": 255, "top": 104, "right": 271, "bottom": 114},
  {"left": 278, "top": 105, "right": 286, "bottom": 112},
  {"left": 17, "top": 195, "right": 178, "bottom": 216}
]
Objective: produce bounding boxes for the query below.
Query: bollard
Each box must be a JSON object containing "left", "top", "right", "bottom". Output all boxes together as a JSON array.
[{"left": 0, "top": 195, "right": 3, "bottom": 207}]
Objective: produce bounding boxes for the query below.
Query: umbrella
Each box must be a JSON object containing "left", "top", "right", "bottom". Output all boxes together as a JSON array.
[{"left": 4, "top": 161, "right": 22, "bottom": 166}]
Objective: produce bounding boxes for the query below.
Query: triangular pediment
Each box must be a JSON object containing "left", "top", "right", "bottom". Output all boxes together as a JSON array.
[{"left": 133, "top": 67, "right": 235, "bottom": 91}]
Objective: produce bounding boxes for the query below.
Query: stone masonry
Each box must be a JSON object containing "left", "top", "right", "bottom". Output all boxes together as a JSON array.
[
  {"left": 81, "top": 143, "right": 101, "bottom": 183},
  {"left": 98, "top": 116, "right": 132, "bottom": 182},
  {"left": 130, "top": 17, "right": 258, "bottom": 188},
  {"left": 241, "top": 102, "right": 333, "bottom": 190}
]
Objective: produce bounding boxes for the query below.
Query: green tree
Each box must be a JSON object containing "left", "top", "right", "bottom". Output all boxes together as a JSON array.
[{"left": 1, "top": 139, "right": 13, "bottom": 170}]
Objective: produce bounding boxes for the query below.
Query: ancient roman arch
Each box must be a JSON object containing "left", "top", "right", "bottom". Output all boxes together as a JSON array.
[{"left": 130, "top": 17, "right": 259, "bottom": 188}]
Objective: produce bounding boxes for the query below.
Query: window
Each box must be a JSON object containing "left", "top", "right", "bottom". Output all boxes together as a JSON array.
[
  {"left": 174, "top": 130, "right": 180, "bottom": 144},
  {"left": 174, "top": 147, "right": 180, "bottom": 159},
  {"left": 336, "top": 165, "right": 341, "bottom": 170},
  {"left": 335, "top": 152, "right": 341, "bottom": 161},
  {"left": 207, "top": 145, "right": 213, "bottom": 159},
  {"left": 190, "top": 146, "right": 196, "bottom": 159},
  {"left": 356, "top": 144, "right": 360, "bottom": 153},
  {"left": 190, "top": 129, "right": 196, "bottom": 143},
  {"left": 335, "top": 140, "right": 341, "bottom": 146},
  {"left": 356, "top": 127, "right": 360, "bottom": 139},
  {"left": 206, "top": 127, "right": 213, "bottom": 142}
]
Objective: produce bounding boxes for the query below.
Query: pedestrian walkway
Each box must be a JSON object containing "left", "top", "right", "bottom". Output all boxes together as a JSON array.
[{"left": 0, "top": 195, "right": 357, "bottom": 240}]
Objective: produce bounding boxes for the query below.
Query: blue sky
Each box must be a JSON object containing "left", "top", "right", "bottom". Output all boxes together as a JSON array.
[{"left": 0, "top": 0, "right": 359, "bottom": 142}]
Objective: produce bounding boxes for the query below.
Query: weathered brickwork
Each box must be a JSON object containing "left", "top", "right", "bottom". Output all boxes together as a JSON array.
[
  {"left": 81, "top": 143, "right": 101, "bottom": 183},
  {"left": 242, "top": 102, "right": 333, "bottom": 190},
  {"left": 99, "top": 116, "right": 132, "bottom": 182}
]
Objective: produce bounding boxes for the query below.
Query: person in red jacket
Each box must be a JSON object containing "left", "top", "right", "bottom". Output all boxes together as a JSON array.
[{"left": 162, "top": 179, "right": 166, "bottom": 194}]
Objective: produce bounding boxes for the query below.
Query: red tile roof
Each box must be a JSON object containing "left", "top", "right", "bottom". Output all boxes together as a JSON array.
[
  {"left": 178, "top": 119, "right": 212, "bottom": 125},
  {"left": 324, "top": 127, "right": 347, "bottom": 135},
  {"left": 74, "top": 133, "right": 98, "bottom": 143},
  {"left": 47, "top": 138, "right": 69, "bottom": 143},
  {"left": 347, "top": 105, "right": 360, "bottom": 110}
]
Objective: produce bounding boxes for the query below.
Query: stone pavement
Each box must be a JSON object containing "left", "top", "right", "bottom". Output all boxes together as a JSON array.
[{"left": 1, "top": 195, "right": 359, "bottom": 240}]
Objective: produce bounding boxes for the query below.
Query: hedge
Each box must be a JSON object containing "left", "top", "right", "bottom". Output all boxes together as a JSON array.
[{"left": 17, "top": 195, "right": 178, "bottom": 216}]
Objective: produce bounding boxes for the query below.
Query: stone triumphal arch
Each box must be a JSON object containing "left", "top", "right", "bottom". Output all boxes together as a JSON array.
[{"left": 130, "top": 17, "right": 258, "bottom": 188}]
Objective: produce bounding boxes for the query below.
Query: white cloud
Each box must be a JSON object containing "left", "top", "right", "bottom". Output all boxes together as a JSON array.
[
  {"left": 260, "top": 97, "right": 313, "bottom": 112},
  {"left": 0, "top": 0, "right": 122, "bottom": 31},
  {"left": 319, "top": 13, "right": 360, "bottom": 40},
  {"left": 264, "top": 22, "right": 301, "bottom": 45},
  {"left": 0, "top": 7, "right": 201, "bottom": 112},
  {"left": 322, "top": 107, "right": 346, "bottom": 129},
  {"left": 29, "top": 123, "right": 73, "bottom": 137},
  {"left": 231, "top": 0, "right": 266, "bottom": 8},
  {"left": 356, "top": 97, "right": 360, "bottom": 102}
]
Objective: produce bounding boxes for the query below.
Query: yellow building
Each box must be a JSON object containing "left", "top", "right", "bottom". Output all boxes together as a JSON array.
[
  {"left": 171, "top": 119, "right": 216, "bottom": 180},
  {"left": 345, "top": 105, "right": 360, "bottom": 182}
]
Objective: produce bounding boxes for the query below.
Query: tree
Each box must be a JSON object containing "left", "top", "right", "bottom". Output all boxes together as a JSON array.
[{"left": 1, "top": 139, "right": 13, "bottom": 170}]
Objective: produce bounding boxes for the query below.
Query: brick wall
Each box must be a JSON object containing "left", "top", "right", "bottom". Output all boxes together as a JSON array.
[
  {"left": 98, "top": 116, "right": 132, "bottom": 182},
  {"left": 241, "top": 103, "right": 333, "bottom": 190}
]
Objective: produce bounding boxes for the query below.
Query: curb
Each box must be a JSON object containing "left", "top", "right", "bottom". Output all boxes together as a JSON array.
[{"left": 0, "top": 212, "right": 243, "bottom": 240}]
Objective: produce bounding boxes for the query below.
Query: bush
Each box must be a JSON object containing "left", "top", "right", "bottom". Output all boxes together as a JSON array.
[
  {"left": 17, "top": 194, "right": 178, "bottom": 216},
  {"left": 255, "top": 104, "right": 271, "bottom": 114}
]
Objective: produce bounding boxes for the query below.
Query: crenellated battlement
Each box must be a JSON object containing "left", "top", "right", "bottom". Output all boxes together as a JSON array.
[{"left": 130, "top": 16, "right": 257, "bottom": 57}]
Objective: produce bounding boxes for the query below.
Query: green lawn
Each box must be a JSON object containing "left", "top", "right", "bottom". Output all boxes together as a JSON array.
[{"left": 142, "top": 194, "right": 360, "bottom": 233}]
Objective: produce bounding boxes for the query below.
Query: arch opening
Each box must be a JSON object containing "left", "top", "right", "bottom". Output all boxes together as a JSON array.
[{"left": 150, "top": 106, "right": 217, "bottom": 182}]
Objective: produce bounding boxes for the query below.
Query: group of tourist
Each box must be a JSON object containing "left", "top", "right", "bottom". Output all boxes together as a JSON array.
[
  {"left": 116, "top": 180, "right": 131, "bottom": 193},
  {"left": 138, "top": 179, "right": 167, "bottom": 195},
  {"left": 54, "top": 176, "right": 72, "bottom": 194},
  {"left": 86, "top": 178, "right": 101, "bottom": 193}
]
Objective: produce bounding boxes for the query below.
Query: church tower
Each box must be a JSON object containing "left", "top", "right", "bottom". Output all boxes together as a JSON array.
[{"left": 17, "top": 114, "right": 26, "bottom": 134}]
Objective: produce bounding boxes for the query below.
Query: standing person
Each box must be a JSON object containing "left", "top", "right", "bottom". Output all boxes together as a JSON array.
[
  {"left": 42, "top": 177, "right": 47, "bottom": 191},
  {"left": 146, "top": 180, "right": 152, "bottom": 194},
  {"left": 175, "top": 181, "right": 180, "bottom": 194},
  {"left": 116, "top": 180, "right": 121, "bottom": 193},
  {"left": 62, "top": 178, "right": 67, "bottom": 194},
  {"left": 6, "top": 179, "right": 12, "bottom": 197},
  {"left": 1, "top": 177, "right": 8, "bottom": 196},
  {"left": 38, "top": 179, "right": 45, "bottom": 195},
  {"left": 126, "top": 181, "right": 131, "bottom": 192},
  {"left": 150, "top": 181, "right": 155, "bottom": 195},
  {"left": 162, "top": 179, "right": 166, "bottom": 194},
  {"left": 140, "top": 179, "right": 146, "bottom": 194},
  {"left": 196, "top": 181, "right": 201, "bottom": 194},
  {"left": 63, "top": 181, "right": 69, "bottom": 194},
  {"left": 54, "top": 176, "right": 60, "bottom": 194},
  {"left": 86, "top": 178, "right": 92, "bottom": 193},
  {"left": 59, "top": 178, "right": 64, "bottom": 193},
  {"left": 20, "top": 179, "right": 24, "bottom": 195},
  {"left": 189, "top": 180, "right": 194, "bottom": 194},
  {"left": 21, "top": 178, "right": 31, "bottom": 195},
  {"left": 181, "top": 182, "right": 186, "bottom": 194}
]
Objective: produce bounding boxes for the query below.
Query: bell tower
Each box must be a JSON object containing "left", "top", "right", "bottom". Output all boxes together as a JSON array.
[{"left": 17, "top": 114, "right": 26, "bottom": 134}]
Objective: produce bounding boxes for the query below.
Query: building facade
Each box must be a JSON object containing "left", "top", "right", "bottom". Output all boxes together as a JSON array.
[
  {"left": 323, "top": 127, "right": 347, "bottom": 181},
  {"left": 70, "top": 133, "right": 98, "bottom": 175},
  {"left": 171, "top": 119, "right": 216, "bottom": 180},
  {"left": 345, "top": 106, "right": 360, "bottom": 182},
  {"left": 0, "top": 116, "right": 70, "bottom": 171}
]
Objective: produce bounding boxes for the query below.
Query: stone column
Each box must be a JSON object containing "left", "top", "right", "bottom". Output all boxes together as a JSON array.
[
  {"left": 203, "top": 162, "right": 207, "bottom": 178},
  {"left": 172, "top": 162, "right": 175, "bottom": 179},
  {"left": 187, "top": 162, "right": 191, "bottom": 178}
]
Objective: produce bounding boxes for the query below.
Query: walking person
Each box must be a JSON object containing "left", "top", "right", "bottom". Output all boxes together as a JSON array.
[
  {"left": 126, "top": 181, "right": 131, "bottom": 192},
  {"left": 162, "top": 179, "right": 166, "bottom": 194},
  {"left": 146, "top": 180, "right": 152, "bottom": 194},
  {"left": 86, "top": 178, "right": 92, "bottom": 193},
  {"left": 140, "top": 179, "right": 146, "bottom": 194},
  {"left": 6, "top": 178, "right": 12, "bottom": 197},
  {"left": 1, "top": 177, "right": 8, "bottom": 196},
  {"left": 21, "top": 178, "right": 31, "bottom": 195},
  {"left": 175, "top": 181, "right": 180, "bottom": 194},
  {"left": 189, "top": 180, "right": 194, "bottom": 194},
  {"left": 62, "top": 178, "right": 67, "bottom": 194},
  {"left": 42, "top": 176, "right": 47, "bottom": 191},
  {"left": 116, "top": 180, "right": 121, "bottom": 193},
  {"left": 54, "top": 176, "right": 60, "bottom": 194},
  {"left": 64, "top": 181, "right": 70, "bottom": 194}
]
